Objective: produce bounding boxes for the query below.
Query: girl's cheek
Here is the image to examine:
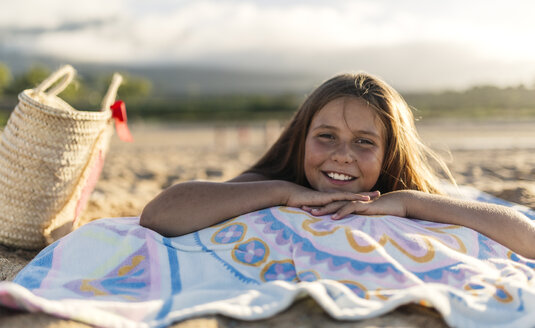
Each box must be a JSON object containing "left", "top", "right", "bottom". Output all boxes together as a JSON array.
[
  {"left": 355, "top": 149, "right": 384, "bottom": 170},
  {"left": 312, "top": 138, "right": 333, "bottom": 148},
  {"left": 355, "top": 147, "right": 382, "bottom": 161},
  {"left": 307, "top": 140, "right": 331, "bottom": 156}
]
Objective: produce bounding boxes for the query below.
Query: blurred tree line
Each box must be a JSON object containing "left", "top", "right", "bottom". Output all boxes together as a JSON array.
[
  {"left": 0, "top": 63, "right": 151, "bottom": 117},
  {"left": 1, "top": 62, "right": 535, "bottom": 126},
  {"left": 405, "top": 85, "right": 535, "bottom": 119},
  {"left": 0, "top": 62, "right": 298, "bottom": 124}
]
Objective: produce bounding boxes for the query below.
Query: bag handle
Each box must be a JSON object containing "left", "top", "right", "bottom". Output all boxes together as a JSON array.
[
  {"left": 34, "top": 65, "right": 76, "bottom": 96},
  {"left": 100, "top": 73, "right": 123, "bottom": 112}
]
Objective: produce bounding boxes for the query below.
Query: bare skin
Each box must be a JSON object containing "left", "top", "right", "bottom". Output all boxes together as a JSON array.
[{"left": 140, "top": 173, "right": 376, "bottom": 237}]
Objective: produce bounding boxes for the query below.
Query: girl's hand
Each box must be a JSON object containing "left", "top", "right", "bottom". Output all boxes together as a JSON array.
[
  {"left": 283, "top": 182, "right": 378, "bottom": 209},
  {"left": 302, "top": 190, "right": 407, "bottom": 220}
]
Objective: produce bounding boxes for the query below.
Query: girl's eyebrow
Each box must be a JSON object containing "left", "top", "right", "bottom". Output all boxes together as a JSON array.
[{"left": 312, "top": 124, "right": 381, "bottom": 139}]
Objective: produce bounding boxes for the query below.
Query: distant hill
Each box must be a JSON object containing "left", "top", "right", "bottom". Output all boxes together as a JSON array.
[
  {"left": 0, "top": 49, "right": 320, "bottom": 96},
  {"left": 124, "top": 65, "right": 319, "bottom": 96}
]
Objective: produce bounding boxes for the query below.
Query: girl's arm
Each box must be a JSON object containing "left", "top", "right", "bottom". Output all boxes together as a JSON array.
[
  {"left": 306, "top": 190, "right": 535, "bottom": 259},
  {"left": 140, "top": 174, "right": 371, "bottom": 237}
]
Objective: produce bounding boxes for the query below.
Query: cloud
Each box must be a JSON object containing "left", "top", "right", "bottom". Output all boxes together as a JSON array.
[
  {"left": 2, "top": 0, "right": 534, "bottom": 63},
  {"left": 0, "top": 1, "right": 379, "bottom": 63},
  {"left": 1, "top": 0, "right": 535, "bottom": 90}
]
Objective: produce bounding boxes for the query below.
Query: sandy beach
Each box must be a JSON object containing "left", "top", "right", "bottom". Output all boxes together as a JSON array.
[{"left": 1, "top": 118, "right": 534, "bottom": 327}]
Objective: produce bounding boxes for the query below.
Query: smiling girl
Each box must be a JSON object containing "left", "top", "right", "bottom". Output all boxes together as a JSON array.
[{"left": 140, "top": 73, "right": 535, "bottom": 259}]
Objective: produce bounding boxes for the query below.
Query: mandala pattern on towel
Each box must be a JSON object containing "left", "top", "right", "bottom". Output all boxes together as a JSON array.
[
  {"left": 261, "top": 260, "right": 297, "bottom": 282},
  {"left": 212, "top": 223, "right": 247, "bottom": 244},
  {"left": 198, "top": 206, "right": 521, "bottom": 298},
  {"left": 232, "top": 238, "right": 269, "bottom": 266}
]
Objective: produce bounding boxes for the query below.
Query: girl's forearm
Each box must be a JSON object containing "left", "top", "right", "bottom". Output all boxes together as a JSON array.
[
  {"left": 140, "top": 180, "right": 289, "bottom": 236},
  {"left": 402, "top": 190, "right": 535, "bottom": 259}
]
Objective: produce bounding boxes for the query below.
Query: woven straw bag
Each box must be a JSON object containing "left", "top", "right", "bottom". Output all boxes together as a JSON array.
[{"left": 0, "top": 65, "right": 125, "bottom": 249}]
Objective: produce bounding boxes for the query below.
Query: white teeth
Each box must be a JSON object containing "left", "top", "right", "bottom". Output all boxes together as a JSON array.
[{"left": 327, "top": 172, "right": 354, "bottom": 181}]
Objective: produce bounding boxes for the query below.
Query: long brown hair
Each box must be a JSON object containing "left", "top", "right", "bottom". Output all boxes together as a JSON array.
[{"left": 245, "top": 72, "right": 454, "bottom": 194}]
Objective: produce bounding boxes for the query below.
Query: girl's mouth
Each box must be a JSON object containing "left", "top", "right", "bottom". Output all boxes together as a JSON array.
[{"left": 323, "top": 171, "right": 356, "bottom": 184}]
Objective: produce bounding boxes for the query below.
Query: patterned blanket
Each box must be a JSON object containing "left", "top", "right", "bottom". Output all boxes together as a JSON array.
[{"left": 0, "top": 186, "right": 534, "bottom": 328}]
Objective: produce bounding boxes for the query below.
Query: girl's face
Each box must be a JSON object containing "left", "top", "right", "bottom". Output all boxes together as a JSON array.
[{"left": 304, "top": 96, "right": 385, "bottom": 193}]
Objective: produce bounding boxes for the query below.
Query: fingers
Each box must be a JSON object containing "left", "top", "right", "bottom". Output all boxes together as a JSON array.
[
  {"left": 332, "top": 201, "right": 366, "bottom": 220},
  {"left": 331, "top": 192, "right": 371, "bottom": 202},
  {"left": 368, "top": 190, "right": 381, "bottom": 200},
  {"left": 298, "top": 190, "right": 382, "bottom": 217},
  {"left": 330, "top": 191, "right": 380, "bottom": 219},
  {"left": 302, "top": 201, "right": 347, "bottom": 216},
  {"left": 332, "top": 192, "right": 403, "bottom": 219},
  {"left": 303, "top": 200, "right": 370, "bottom": 220},
  {"left": 337, "top": 190, "right": 380, "bottom": 202}
]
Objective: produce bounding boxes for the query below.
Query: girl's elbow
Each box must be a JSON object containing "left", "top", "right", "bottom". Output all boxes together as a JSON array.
[
  {"left": 139, "top": 201, "right": 159, "bottom": 230},
  {"left": 516, "top": 245, "right": 535, "bottom": 260},
  {"left": 139, "top": 201, "right": 186, "bottom": 237}
]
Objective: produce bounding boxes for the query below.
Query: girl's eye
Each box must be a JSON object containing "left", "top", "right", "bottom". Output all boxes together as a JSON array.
[
  {"left": 355, "top": 138, "right": 374, "bottom": 146},
  {"left": 318, "top": 133, "right": 335, "bottom": 140}
]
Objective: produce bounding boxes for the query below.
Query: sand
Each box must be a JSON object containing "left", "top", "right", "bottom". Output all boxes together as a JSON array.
[{"left": 0, "top": 118, "right": 534, "bottom": 327}]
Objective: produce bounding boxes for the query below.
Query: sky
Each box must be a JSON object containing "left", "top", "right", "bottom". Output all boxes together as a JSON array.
[{"left": 1, "top": 0, "right": 535, "bottom": 91}]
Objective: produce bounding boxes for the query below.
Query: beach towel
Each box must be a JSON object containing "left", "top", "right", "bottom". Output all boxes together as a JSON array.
[{"left": 0, "top": 185, "right": 534, "bottom": 328}]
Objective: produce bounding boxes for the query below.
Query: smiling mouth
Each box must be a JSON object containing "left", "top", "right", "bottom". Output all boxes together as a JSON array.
[{"left": 323, "top": 171, "right": 356, "bottom": 181}]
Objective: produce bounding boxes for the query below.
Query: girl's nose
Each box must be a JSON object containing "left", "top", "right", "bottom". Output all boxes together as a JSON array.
[{"left": 331, "top": 143, "right": 354, "bottom": 164}]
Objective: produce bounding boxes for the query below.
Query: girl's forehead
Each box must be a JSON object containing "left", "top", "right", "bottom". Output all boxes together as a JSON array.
[{"left": 311, "top": 97, "right": 383, "bottom": 130}]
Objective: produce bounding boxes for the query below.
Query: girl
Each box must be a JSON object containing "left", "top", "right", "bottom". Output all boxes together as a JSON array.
[{"left": 140, "top": 73, "right": 535, "bottom": 259}]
